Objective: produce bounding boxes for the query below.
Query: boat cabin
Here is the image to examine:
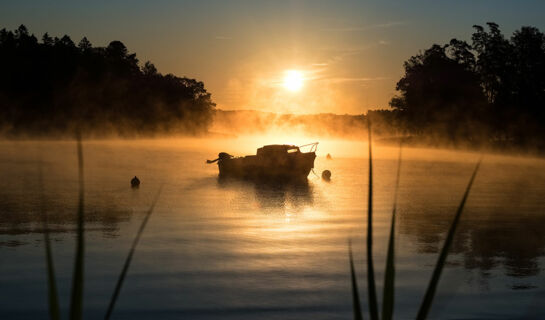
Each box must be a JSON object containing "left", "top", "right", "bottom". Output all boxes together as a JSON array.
[{"left": 256, "top": 145, "right": 300, "bottom": 157}]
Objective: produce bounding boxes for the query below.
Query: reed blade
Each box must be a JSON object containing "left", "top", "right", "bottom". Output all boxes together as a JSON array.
[
  {"left": 70, "top": 133, "right": 85, "bottom": 320},
  {"left": 104, "top": 186, "right": 163, "bottom": 320},
  {"left": 416, "top": 157, "right": 482, "bottom": 320},
  {"left": 40, "top": 166, "right": 60, "bottom": 320},
  {"left": 382, "top": 145, "right": 402, "bottom": 320},
  {"left": 349, "top": 240, "right": 364, "bottom": 320},
  {"left": 366, "top": 118, "right": 379, "bottom": 320}
]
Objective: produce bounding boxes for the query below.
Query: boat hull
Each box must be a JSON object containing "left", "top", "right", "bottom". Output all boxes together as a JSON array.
[{"left": 218, "top": 152, "right": 316, "bottom": 181}]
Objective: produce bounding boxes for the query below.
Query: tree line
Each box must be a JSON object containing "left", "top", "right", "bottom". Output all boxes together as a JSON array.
[
  {"left": 0, "top": 25, "right": 216, "bottom": 137},
  {"left": 390, "top": 22, "right": 545, "bottom": 150}
]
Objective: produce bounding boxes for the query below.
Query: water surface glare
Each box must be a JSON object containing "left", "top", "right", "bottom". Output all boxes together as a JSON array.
[{"left": 1, "top": 140, "right": 544, "bottom": 319}]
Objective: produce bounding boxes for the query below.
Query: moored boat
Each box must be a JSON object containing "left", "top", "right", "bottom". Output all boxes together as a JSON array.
[{"left": 207, "top": 143, "right": 318, "bottom": 181}]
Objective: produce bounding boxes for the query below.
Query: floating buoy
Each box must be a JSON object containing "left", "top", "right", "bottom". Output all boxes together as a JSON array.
[
  {"left": 322, "top": 170, "right": 331, "bottom": 181},
  {"left": 131, "top": 176, "right": 140, "bottom": 188}
]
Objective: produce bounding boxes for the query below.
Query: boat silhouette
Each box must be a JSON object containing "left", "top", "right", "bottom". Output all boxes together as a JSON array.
[{"left": 207, "top": 143, "right": 318, "bottom": 181}]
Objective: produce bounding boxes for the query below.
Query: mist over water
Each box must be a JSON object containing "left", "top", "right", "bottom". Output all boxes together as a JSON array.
[{"left": 1, "top": 138, "right": 544, "bottom": 319}]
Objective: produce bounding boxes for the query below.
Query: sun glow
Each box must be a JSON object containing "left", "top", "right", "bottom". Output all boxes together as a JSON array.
[{"left": 283, "top": 70, "right": 304, "bottom": 92}]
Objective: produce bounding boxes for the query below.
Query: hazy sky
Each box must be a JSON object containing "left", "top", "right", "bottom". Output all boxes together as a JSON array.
[{"left": 1, "top": 0, "right": 544, "bottom": 114}]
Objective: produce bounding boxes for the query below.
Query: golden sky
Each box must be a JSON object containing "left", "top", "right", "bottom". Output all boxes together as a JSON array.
[{"left": 2, "top": 0, "right": 545, "bottom": 114}]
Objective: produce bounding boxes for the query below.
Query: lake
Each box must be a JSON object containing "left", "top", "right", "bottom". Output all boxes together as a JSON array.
[{"left": 1, "top": 138, "right": 544, "bottom": 319}]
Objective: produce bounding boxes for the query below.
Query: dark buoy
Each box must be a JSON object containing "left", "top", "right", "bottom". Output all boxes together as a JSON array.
[
  {"left": 326, "top": 153, "right": 332, "bottom": 160},
  {"left": 131, "top": 176, "right": 140, "bottom": 188},
  {"left": 322, "top": 170, "right": 331, "bottom": 181}
]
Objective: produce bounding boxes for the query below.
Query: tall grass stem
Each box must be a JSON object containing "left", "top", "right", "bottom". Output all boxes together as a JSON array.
[
  {"left": 382, "top": 144, "right": 402, "bottom": 320},
  {"left": 416, "top": 157, "right": 482, "bottom": 320},
  {"left": 104, "top": 186, "right": 163, "bottom": 320},
  {"left": 366, "top": 118, "right": 379, "bottom": 320},
  {"left": 69, "top": 133, "right": 85, "bottom": 320},
  {"left": 39, "top": 166, "right": 60, "bottom": 320},
  {"left": 349, "top": 240, "right": 364, "bottom": 320}
]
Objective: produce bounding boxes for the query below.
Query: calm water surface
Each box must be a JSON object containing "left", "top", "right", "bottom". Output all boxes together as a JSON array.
[{"left": 1, "top": 139, "right": 544, "bottom": 319}]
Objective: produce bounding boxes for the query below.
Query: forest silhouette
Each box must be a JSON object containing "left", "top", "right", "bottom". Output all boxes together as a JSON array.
[
  {"left": 1, "top": 23, "right": 544, "bottom": 151},
  {"left": 390, "top": 23, "right": 545, "bottom": 150},
  {"left": 0, "top": 25, "right": 215, "bottom": 137}
]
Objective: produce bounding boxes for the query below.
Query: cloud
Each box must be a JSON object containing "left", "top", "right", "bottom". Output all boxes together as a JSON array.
[
  {"left": 314, "top": 41, "right": 387, "bottom": 66},
  {"left": 324, "top": 21, "right": 406, "bottom": 32},
  {"left": 363, "top": 21, "right": 406, "bottom": 30},
  {"left": 323, "top": 76, "right": 390, "bottom": 84},
  {"left": 315, "top": 46, "right": 371, "bottom": 65}
]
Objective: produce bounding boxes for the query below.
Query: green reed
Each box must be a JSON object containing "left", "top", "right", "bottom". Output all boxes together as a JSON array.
[
  {"left": 416, "top": 157, "right": 482, "bottom": 319},
  {"left": 382, "top": 145, "right": 402, "bottom": 320},
  {"left": 349, "top": 239, "right": 364, "bottom": 320},
  {"left": 366, "top": 118, "right": 379, "bottom": 320},
  {"left": 39, "top": 135, "right": 162, "bottom": 320},
  {"left": 105, "top": 186, "right": 163, "bottom": 320},
  {"left": 40, "top": 166, "right": 61, "bottom": 320},
  {"left": 350, "top": 124, "right": 481, "bottom": 319},
  {"left": 41, "top": 135, "right": 85, "bottom": 319},
  {"left": 69, "top": 133, "right": 85, "bottom": 320}
]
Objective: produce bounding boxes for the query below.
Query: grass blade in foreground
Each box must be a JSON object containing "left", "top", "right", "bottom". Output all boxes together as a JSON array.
[
  {"left": 366, "top": 118, "right": 379, "bottom": 320},
  {"left": 416, "top": 157, "right": 482, "bottom": 320},
  {"left": 381, "top": 145, "right": 402, "bottom": 320},
  {"left": 349, "top": 240, "right": 364, "bottom": 320},
  {"left": 70, "top": 134, "right": 85, "bottom": 320},
  {"left": 105, "top": 186, "right": 163, "bottom": 320},
  {"left": 40, "top": 167, "right": 61, "bottom": 320}
]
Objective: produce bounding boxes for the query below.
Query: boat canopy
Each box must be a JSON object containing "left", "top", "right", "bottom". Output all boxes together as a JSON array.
[
  {"left": 256, "top": 143, "right": 318, "bottom": 156},
  {"left": 257, "top": 145, "right": 299, "bottom": 156}
]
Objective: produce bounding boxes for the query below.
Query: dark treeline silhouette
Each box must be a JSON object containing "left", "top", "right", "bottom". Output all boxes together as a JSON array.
[
  {"left": 390, "top": 22, "right": 545, "bottom": 150},
  {"left": 0, "top": 25, "right": 215, "bottom": 137}
]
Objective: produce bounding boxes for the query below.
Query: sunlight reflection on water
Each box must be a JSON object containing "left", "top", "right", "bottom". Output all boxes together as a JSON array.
[{"left": 0, "top": 139, "right": 544, "bottom": 319}]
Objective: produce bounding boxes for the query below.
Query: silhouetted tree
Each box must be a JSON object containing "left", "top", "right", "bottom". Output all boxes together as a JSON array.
[
  {"left": 78, "top": 37, "right": 92, "bottom": 51},
  {"left": 0, "top": 25, "right": 216, "bottom": 136},
  {"left": 509, "top": 26, "right": 545, "bottom": 144},
  {"left": 391, "top": 22, "right": 545, "bottom": 149},
  {"left": 42, "top": 33, "right": 53, "bottom": 46},
  {"left": 58, "top": 35, "right": 75, "bottom": 48},
  {"left": 472, "top": 23, "right": 515, "bottom": 139},
  {"left": 390, "top": 43, "right": 487, "bottom": 142},
  {"left": 472, "top": 23, "right": 545, "bottom": 146},
  {"left": 142, "top": 61, "right": 158, "bottom": 76}
]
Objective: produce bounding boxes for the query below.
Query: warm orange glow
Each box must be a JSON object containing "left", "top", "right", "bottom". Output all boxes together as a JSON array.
[{"left": 283, "top": 70, "right": 304, "bottom": 92}]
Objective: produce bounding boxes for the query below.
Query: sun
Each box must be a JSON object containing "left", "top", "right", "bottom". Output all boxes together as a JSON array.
[{"left": 283, "top": 70, "right": 304, "bottom": 92}]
